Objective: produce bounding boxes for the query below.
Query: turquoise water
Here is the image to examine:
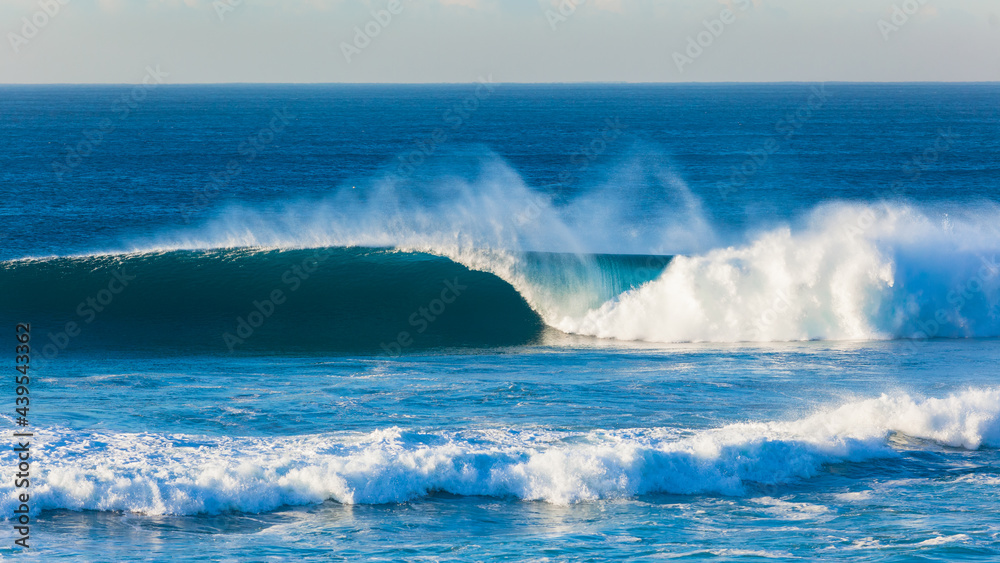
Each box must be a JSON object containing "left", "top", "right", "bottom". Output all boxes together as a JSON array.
[
  {"left": 2, "top": 84, "right": 1000, "bottom": 560},
  {"left": 14, "top": 341, "right": 1000, "bottom": 560}
]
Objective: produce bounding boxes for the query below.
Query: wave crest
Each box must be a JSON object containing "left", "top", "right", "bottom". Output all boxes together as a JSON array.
[
  {"left": 4, "top": 388, "right": 997, "bottom": 516},
  {"left": 559, "top": 203, "right": 1000, "bottom": 342}
]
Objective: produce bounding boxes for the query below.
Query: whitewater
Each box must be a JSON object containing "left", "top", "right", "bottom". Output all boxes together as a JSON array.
[
  {"left": 3, "top": 388, "right": 998, "bottom": 516},
  {"left": 4, "top": 83, "right": 1000, "bottom": 561},
  {"left": 9, "top": 192, "right": 1000, "bottom": 349}
]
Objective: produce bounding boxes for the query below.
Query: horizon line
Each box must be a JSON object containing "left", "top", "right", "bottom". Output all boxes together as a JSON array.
[{"left": 1, "top": 80, "right": 998, "bottom": 86}]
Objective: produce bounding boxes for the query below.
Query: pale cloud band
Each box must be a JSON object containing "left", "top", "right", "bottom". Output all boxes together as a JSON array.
[{"left": 1, "top": 0, "right": 997, "bottom": 83}]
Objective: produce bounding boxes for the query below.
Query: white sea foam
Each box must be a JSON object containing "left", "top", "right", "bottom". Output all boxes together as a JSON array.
[
  {"left": 666, "top": 549, "right": 794, "bottom": 559},
  {"left": 559, "top": 203, "right": 1000, "bottom": 343},
  {"left": 954, "top": 474, "right": 1000, "bottom": 486},
  {"left": 751, "top": 497, "right": 831, "bottom": 520},
  {"left": 832, "top": 490, "right": 873, "bottom": 502},
  {"left": 2, "top": 388, "right": 997, "bottom": 517},
  {"left": 913, "top": 534, "right": 971, "bottom": 547},
  {"left": 120, "top": 151, "right": 1000, "bottom": 344}
]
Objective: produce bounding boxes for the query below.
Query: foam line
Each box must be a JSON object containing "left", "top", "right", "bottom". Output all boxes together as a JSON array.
[{"left": 2, "top": 388, "right": 996, "bottom": 516}]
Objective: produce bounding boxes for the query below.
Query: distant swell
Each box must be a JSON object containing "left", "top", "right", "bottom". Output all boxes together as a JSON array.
[{"left": 3, "top": 388, "right": 998, "bottom": 516}]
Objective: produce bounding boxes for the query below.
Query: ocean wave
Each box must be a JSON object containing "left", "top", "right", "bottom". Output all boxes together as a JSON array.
[
  {"left": 559, "top": 203, "right": 1000, "bottom": 342},
  {"left": 4, "top": 198, "right": 1000, "bottom": 348},
  {"left": 123, "top": 164, "right": 999, "bottom": 345},
  {"left": 1, "top": 247, "right": 668, "bottom": 354},
  {"left": 3, "top": 388, "right": 997, "bottom": 517}
]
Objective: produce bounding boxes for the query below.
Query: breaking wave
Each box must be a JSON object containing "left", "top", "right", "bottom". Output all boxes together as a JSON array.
[{"left": 3, "top": 388, "right": 997, "bottom": 516}]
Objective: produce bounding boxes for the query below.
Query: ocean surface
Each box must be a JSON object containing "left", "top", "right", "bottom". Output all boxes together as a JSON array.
[{"left": 1, "top": 83, "right": 999, "bottom": 561}]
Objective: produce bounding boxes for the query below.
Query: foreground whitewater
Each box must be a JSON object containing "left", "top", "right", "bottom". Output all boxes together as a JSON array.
[
  {"left": 4, "top": 83, "right": 1000, "bottom": 561},
  {"left": 4, "top": 388, "right": 997, "bottom": 515}
]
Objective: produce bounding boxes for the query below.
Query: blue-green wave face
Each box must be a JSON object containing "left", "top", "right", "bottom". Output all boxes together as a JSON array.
[{"left": 2, "top": 247, "right": 671, "bottom": 356}]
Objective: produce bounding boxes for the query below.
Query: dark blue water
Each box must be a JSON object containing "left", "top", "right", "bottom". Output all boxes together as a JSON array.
[
  {"left": 3, "top": 83, "right": 997, "bottom": 258},
  {"left": 2, "top": 84, "right": 1000, "bottom": 560}
]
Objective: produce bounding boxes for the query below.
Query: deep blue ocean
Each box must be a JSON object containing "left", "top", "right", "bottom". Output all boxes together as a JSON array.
[{"left": 2, "top": 83, "right": 1000, "bottom": 561}]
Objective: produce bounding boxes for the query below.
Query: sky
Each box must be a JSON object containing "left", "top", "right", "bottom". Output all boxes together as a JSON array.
[{"left": 1, "top": 0, "right": 998, "bottom": 84}]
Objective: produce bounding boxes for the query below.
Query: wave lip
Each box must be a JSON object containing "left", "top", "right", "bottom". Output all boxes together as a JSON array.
[{"left": 3, "top": 388, "right": 997, "bottom": 516}]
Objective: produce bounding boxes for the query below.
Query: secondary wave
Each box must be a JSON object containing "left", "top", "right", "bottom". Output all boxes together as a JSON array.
[{"left": 3, "top": 388, "right": 997, "bottom": 516}]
